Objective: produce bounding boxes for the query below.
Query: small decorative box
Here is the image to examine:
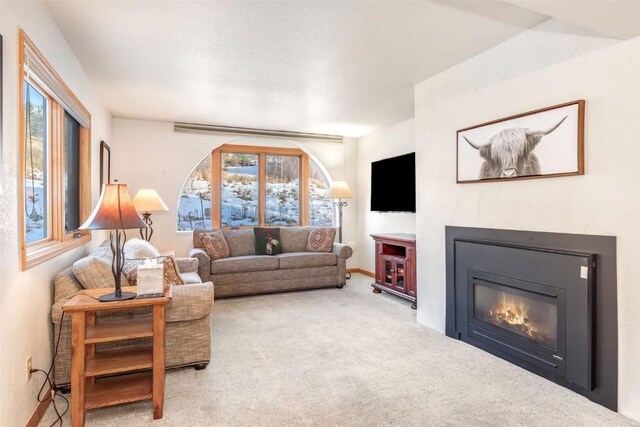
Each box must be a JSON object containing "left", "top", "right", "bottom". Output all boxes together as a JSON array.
[{"left": 137, "top": 259, "right": 164, "bottom": 298}]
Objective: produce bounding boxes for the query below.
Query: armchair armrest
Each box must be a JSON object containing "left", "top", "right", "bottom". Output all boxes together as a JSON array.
[
  {"left": 332, "top": 243, "right": 353, "bottom": 259},
  {"left": 189, "top": 248, "right": 211, "bottom": 282},
  {"left": 176, "top": 257, "right": 199, "bottom": 273},
  {"left": 167, "top": 282, "right": 214, "bottom": 322}
]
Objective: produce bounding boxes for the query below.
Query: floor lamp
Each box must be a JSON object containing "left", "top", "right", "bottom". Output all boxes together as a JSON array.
[
  {"left": 80, "top": 182, "right": 148, "bottom": 301},
  {"left": 132, "top": 189, "right": 169, "bottom": 242},
  {"left": 326, "top": 181, "right": 354, "bottom": 244}
]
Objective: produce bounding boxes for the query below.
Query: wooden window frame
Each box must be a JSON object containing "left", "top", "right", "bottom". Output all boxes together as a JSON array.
[
  {"left": 19, "top": 30, "right": 92, "bottom": 270},
  {"left": 211, "top": 144, "right": 309, "bottom": 229}
]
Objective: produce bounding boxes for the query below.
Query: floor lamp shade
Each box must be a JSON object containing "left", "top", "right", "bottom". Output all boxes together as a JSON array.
[
  {"left": 132, "top": 189, "right": 169, "bottom": 242},
  {"left": 80, "top": 183, "right": 146, "bottom": 302},
  {"left": 326, "top": 181, "right": 353, "bottom": 244}
]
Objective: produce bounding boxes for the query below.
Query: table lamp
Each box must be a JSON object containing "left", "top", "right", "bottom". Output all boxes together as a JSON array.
[
  {"left": 80, "top": 182, "right": 147, "bottom": 301},
  {"left": 132, "top": 189, "right": 169, "bottom": 242},
  {"left": 326, "top": 180, "right": 354, "bottom": 243}
]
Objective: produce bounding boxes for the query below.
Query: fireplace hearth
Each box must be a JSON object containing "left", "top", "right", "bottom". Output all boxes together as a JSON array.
[{"left": 445, "top": 227, "right": 617, "bottom": 410}]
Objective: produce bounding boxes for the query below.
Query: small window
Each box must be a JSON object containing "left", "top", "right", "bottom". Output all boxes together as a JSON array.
[
  {"left": 64, "top": 112, "right": 81, "bottom": 233},
  {"left": 24, "top": 82, "right": 49, "bottom": 244},
  {"left": 309, "top": 159, "right": 333, "bottom": 226},
  {"left": 221, "top": 152, "right": 259, "bottom": 226},
  {"left": 177, "top": 155, "right": 212, "bottom": 231},
  {"left": 265, "top": 155, "right": 300, "bottom": 225}
]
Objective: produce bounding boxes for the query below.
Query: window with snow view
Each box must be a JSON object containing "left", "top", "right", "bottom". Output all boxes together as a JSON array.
[
  {"left": 221, "top": 153, "right": 259, "bottom": 226},
  {"left": 177, "top": 155, "right": 212, "bottom": 231},
  {"left": 266, "top": 155, "right": 300, "bottom": 225},
  {"left": 176, "top": 145, "right": 334, "bottom": 231},
  {"left": 308, "top": 159, "right": 333, "bottom": 227}
]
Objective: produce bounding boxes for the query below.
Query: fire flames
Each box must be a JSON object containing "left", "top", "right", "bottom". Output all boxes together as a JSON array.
[{"left": 488, "top": 294, "right": 547, "bottom": 343}]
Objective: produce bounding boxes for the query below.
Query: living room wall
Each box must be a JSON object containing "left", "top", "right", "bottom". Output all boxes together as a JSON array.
[
  {"left": 0, "top": 1, "right": 112, "bottom": 425},
  {"left": 414, "top": 24, "right": 639, "bottom": 421},
  {"left": 355, "top": 119, "right": 416, "bottom": 273},
  {"left": 111, "top": 118, "right": 358, "bottom": 268}
]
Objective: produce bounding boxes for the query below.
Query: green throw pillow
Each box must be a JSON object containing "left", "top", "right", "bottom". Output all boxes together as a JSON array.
[{"left": 253, "top": 227, "right": 282, "bottom": 256}]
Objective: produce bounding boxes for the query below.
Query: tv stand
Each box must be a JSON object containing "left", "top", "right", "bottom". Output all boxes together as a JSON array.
[{"left": 370, "top": 233, "right": 416, "bottom": 309}]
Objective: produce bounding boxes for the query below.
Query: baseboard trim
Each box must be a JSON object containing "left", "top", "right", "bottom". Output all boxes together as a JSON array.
[
  {"left": 347, "top": 268, "right": 375, "bottom": 278},
  {"left": 26, "top": 387, "right": 52, "bottom": 427}
]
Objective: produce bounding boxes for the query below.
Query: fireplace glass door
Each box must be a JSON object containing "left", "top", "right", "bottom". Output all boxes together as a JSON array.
[{"left": 473, "top": 280, "right": 558, "bottom": 351}]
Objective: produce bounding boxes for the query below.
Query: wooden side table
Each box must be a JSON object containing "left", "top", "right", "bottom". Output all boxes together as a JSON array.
[{"left": 63, "top": 287, "right": 170, "bottom": 426}]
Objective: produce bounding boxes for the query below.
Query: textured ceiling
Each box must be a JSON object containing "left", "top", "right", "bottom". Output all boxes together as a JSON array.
[{"left": 44, "top": 1, "right": 548, "bottom": 137}]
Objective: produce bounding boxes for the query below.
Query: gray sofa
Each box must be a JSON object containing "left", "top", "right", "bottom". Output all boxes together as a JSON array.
[{"left": 189, "top": 227, "right": 352, "bottom": 297}]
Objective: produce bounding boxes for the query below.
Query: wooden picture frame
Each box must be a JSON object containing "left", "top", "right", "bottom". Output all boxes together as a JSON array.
[
  {"left": 456, "top": 100, "right": 585, "bottom": 184},
  {"left": 100, "top": 141, "right": 111, "bottom": 188}
]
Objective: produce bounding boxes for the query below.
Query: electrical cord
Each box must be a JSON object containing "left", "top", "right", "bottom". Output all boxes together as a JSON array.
[{"left": 32, "top": 311, "right": 69, "bottom": 426}]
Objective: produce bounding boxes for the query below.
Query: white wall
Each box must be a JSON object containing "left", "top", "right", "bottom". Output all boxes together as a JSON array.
[
  {"left": 355, "top": 119, "right": 416, "bottom": 272},
  {"left": 0, "top": 1, "right": 112, "bottom": 425},
  {"left": 112, "top": 118, "right": 358, "bottom": 267},
  {"left": 414, "top": 25, "right": 639, "bottom": 421}
]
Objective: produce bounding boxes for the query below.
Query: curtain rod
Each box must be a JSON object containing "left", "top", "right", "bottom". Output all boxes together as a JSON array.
[{"left": 174, "top": 122, "right": 343, "bottom": 142}]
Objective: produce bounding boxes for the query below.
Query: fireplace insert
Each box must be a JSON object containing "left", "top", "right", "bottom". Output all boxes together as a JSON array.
[{"left": 445, "top": 226, "right": 617, "bottom": 410}]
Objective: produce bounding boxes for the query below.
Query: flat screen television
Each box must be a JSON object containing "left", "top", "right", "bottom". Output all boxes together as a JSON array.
[{"left": 370, "top": 152, "right": 416, "bottom": 212}]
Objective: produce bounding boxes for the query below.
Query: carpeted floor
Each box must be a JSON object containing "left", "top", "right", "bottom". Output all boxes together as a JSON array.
[{"left": 41, "top": 274, "right": 637, "bottom": 426}]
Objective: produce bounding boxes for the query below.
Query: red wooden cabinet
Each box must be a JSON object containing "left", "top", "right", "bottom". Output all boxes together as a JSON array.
[{"left": 371, "top": 233, "right": 417, "bottom": 309}]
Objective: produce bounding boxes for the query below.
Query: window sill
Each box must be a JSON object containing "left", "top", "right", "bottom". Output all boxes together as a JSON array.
[{"left": 23, "top": 234, "right": 91, "bottom": 270}]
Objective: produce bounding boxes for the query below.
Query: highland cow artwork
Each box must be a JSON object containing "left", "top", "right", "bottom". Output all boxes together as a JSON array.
[{"left": 457, "top": 101, "right": 584, "bottom": 183}]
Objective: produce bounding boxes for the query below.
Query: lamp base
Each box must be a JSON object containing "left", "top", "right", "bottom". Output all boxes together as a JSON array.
[{"left": 99, "top": 291, "right": 137, "bottom": 302}]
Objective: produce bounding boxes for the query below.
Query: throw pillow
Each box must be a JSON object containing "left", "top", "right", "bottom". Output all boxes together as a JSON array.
[
  {"left": 73, "top": 256, "right": 130, "bottom": 289},
  {"left": 253, "top": 227, "right": 282, "bottom": 255},
  {"left": 199, "top": 231, "right": 230, "bottom": 260},
  {"left": 123, "top": 238, "right": 160, "bottom": 259},
  {"left": 306, "top": 227, "right": 336, "bottom": 252}
]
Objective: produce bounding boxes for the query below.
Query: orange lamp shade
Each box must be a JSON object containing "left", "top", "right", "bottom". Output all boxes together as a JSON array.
[{"left": 80, "top": 183, "right": 147, "bottom": 230}]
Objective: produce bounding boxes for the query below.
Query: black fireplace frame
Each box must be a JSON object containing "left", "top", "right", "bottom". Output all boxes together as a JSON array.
[{"left": 445, "top": 226, "right": 617, "bottom": 411}]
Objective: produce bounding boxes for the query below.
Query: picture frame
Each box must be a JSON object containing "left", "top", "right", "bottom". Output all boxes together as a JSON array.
[
  {"left": 100, "top": 141, "right": 111, "bottom": 188},
  {"left": 456, "top": 100, "right": 585, "bottom": 184}
]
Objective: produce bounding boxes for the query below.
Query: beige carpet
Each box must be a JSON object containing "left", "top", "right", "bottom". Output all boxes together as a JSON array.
[{"left": 41, "top": 274, "right": 637, "bottom": 426}]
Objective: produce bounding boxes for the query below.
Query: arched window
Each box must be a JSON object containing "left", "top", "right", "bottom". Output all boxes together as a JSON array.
[
  {"left": 177, "top": 155, "right": 212, "bottom": 231},
  {"left": 176, "top": 147, "right": 334, "bottom": 231}
]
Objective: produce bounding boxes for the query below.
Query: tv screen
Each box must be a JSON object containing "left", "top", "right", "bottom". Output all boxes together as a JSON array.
[{"left": 370, "top": 152, "right": 416, "bottom": 212}]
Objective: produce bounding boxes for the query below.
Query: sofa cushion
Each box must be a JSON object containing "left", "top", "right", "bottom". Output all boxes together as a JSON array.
[
  {"left": 277, "top": 252, "right": 338, "bottom": 269},
  {"left": 280, "top": 227, "right": 311, "bottom": 253},
  {"left": 222, "top": 228, "right": 256, "bottom": 256},
  {"left": 253, "top": 227, "right": 282, "bottom": 255},
  {"left": 73, "top": 256, "right": 130, "bottom": 289},
  {"left": 199, "top": 231, "right": 230, "bottom": 260},
  {"left": 180, "top": 271, "right": 202, "bottom": 284},
  {"left": 211, "top": 255, "right": 279, "bottom": 274},
  {"left": 306, "top": 227, "right": 337, "bottom": 252}
]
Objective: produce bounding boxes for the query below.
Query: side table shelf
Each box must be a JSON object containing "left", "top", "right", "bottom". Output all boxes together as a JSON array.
[{"left": 63, "top": 287, "right": 170, "bottom": 426}]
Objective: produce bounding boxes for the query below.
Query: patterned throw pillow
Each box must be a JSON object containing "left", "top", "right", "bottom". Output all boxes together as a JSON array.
[
  {"left": 199, "top": 231, "right": 230, "bottom": 260},
  {"left": 253, "top": 227, "right": 282, "bottom": 256},
  {"left": 73, "top": 256, "right": 130, "bottom": 289},
  {"left": 306, "top": 227, "right": 336, "bottom": 252}
]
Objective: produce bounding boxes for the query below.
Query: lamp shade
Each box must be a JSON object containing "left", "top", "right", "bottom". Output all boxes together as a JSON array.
[
  {"left": 80, "top": 183, "right": 147, "bottom": 230},
  {"left": 132, "top": 189, "right": 169, "bottom": 212},
  {"left": 326, "top": 181, "right": 354, "bottom": 199}
]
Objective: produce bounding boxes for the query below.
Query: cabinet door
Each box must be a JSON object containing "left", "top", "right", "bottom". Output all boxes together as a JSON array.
[
  {"left": 375, "top": 242, "right": 385, "bottom": 284},
  {"left": 393, "top": 259, "right": 406, "bottom": 293},
  {"left": 406, "top": 247, "right": 416, "bottom": 297}
]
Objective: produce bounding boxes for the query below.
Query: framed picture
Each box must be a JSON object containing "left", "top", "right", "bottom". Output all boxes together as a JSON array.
[
  {"left": 100, "top": 141, "right": 111, "bottom": 188},
  {"left": 457, "top": 100, "right": 585, "bottom": 183}
]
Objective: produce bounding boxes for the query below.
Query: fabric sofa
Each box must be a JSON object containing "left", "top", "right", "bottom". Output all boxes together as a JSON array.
[
  {"left": 189, "top": 226, "right": 352, "bottom": 297},
  {"left": 51, "top": 241, "right": 215, "bottom": 388}
]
